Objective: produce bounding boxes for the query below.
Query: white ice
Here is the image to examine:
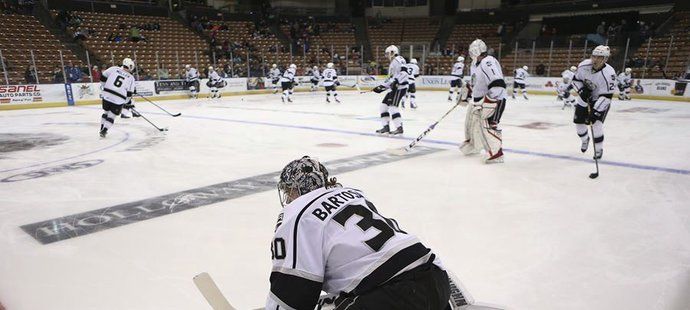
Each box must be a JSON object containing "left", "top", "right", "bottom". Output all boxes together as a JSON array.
[{"left": 1, "top": 90, "right": 689, "bottom": 310}]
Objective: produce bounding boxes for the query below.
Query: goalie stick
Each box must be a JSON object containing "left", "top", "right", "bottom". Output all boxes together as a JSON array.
[
  {"left": 193, "top": 272, "right": 236, "bottom": 310},
  {"left": 388, "top": 102, "right": 461, "bottom": 155}
]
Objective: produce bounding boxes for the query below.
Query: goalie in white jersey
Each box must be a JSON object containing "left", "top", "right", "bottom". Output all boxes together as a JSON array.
[
  {"left": 185, "top": 64, "right": 200, "bottom": 99},
  {"left": 617, "top": 67, "right": 632, "bottom": 100},
  {"left": 557, "top": 66, "right": 577, "bottom": 108},
  {"left": 402, "top": 58, "right": 419, "bottom": 109},
  {"left": 571, "top": 45, "right": 616, "bottom": 160},
  {"left": 269, "top": 64, "right": 282, "bottom": 94},
  {"left": 372, "top": 45, "right": 409, "bottom": 135},
  {"left": 265, "top": 156, "right": 450, "bottom": 310},
  {"left": 459, "top": 39, "right": 507, "bottom": 164},
  {"left": 99, "top": 58, "right": 136, "bottom": 138},
  {"left": 448, "top": 56, "right": 465, "bottom": 102},
  {"left": 322, "top": 62, "right": 340, "bottom": 103}
]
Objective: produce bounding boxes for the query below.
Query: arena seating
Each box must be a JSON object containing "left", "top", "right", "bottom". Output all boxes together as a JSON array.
[
  {"left": 0, "top": 13, "right": 83, "bottom": 84},
  {"left": 61, "top": 10, "right": 209, "bottom": 79},
  {"left": 425, "top": 23, "right": 501, "bottom": 75},
  {"left": 632, "top": 11, "right": 690, "bottom": 79}
]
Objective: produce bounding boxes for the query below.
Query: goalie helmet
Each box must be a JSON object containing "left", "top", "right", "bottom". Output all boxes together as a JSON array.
[
  {"left": 457, "top": 56, "right": 464, "bottom": 62},
  {"left": 278, "top": 156, "right": 330, "bottom": 206},
  {"left": 122, "top": 58, "right": 135, "bottom": 71},
  {"left": 327, "top": 62, "right": 334, "bottom": 68},
  {"left": 384, "top": 45, "right": 399, "bottom": 60},
  {"left": 468, "top": 39, "right": 487, "bottom": 60},
  {"left": 410, "top": 58, "right": 417, "bottom": 64}
]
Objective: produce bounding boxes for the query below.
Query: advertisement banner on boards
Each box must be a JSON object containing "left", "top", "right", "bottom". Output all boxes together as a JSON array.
[{"left": 0, "top": 84, "right": 66, "bottom": 105}]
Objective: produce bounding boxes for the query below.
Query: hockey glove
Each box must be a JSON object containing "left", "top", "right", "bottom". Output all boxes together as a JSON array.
[
  {"left": 372, "top": 85, "right": 387, "bottom": 93},
  {"left": 334, "top": 80, "right": 340, "bottom": 86}
]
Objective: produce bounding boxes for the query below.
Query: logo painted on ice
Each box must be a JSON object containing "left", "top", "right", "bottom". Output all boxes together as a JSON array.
[{"left": 1, "top": 159, "right": 104, "bottom": 183}]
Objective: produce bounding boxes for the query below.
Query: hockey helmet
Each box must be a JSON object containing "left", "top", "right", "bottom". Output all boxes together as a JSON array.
[
  {"left": 457, "top": 56, "right": 465, "bottom": 62},
  {"left": 122, "top": 58, "right": 135, "bottom": 71},
  {"left": 272, "top": 63, "right": 277, "bottom": 68},
  {"left": 208, "top": 66, "right": 214, "bottom": 71},
  {"left": 570, "top": 66, "right": 577, "bottom": 72},
  {"left": 410, "top": 58, "right": 418, "bottom": 64},
  {"left": 327, "top": 62, "right": 334, "bottom": 69},
  {"left": 523, "top": 65, "right": 528, "bottom": 71},
  {"left": 625, "top": 67, "right": 632, "bottom": 74},
  {"left": 313, "top": 66, "right": 318, "bottom": 70},
  {"left": 185, "top": 64, "right": 190, "bottom": 69},
  {"left": 592, "top": 45, "right": 611, "bottom": 57},
  {"left": 468, "top": 39, "right": 487, "bottom": 60},
  {"left": 290, "top": 64, "right": 297, "bottom": 69},
  {"left": 385, "top": 45, "right": 399, "bottom": 60},
  {"left": 278, "top": 156, "right": 332, "bottom": 206}
]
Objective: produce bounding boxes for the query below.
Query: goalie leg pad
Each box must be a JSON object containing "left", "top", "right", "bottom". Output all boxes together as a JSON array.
[{"left": 472, "top": 119, "right": 502, "bottom": 159}]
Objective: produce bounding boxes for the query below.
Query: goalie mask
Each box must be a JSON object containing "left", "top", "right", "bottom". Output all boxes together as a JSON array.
[{"left": 278, "top": 156, "right": 333, "bottom": 206}]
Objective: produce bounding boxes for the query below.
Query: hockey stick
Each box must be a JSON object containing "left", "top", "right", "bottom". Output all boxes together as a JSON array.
[
  {"left": 136, "top": 94, "right": 181, "bottom": 117},
  {"left": 388, "top": 102, "right": 461, "bottom": 155},
  {"left": 586, "top": 105, "right": 600, "bottom": 179},
  {"left": 193, "top": 272, "right": 236, "bottom": 310},
  {"left": 131, "top": 108, "right": 168, "bottom": 132}
]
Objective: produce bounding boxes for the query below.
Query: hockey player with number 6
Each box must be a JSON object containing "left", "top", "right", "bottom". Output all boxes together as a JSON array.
[
  {"left": 572, "top": 45, "right": 616, "bottom": 160},
  {"left": 322, "top": 62, "right": 340, "bottom": 103},
  {"left": 459, "top": 39, "right": 507, "bottom": 164},
  {"left": 99, "top": 58, "right": 136, "bottom": 138},
  {"left": 265, "top": 156, "right": 451, "bottom": 310}
]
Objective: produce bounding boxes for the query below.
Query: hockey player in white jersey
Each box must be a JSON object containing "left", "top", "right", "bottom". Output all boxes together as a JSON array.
[
  {"left": 448, "top": 56, "right": 465, "bottom": 102},
  {"left": 185, "top": 64, "right": 200, "bottom": 99},
  {"left": 265, "top": 156, "right": 451, "bottom": 310},
  {"left": 512, "top": 65, "right": 529, "bottom": 100},
  {"left": 309, "top": 66, "right": 321, "bottom": 92},
  {"left": 557, "top": 66, "right": 577, "bottom": 108},
  {"left": 99, "top": 58, "right": 136, "bottom": 138},
  {"left": 281, "top": 64, "right": 297, "bottom": 103},
  {"left": 571, "top": 45, "right": 616, "bottom": 160},
  {"left": 268, "top": 64, "right": 282, "bottom": 94},
  {"left": 206, "top": 66, "right": 225, "bottom": 99},
  {"left": 322, "top": 62, "right": 340, "bottom": 103},
  {"left": 401, "top": 58, "right": 420, "bottom": 109},
  {"left": 372, "top": 45, "right": 409, "bottom": 135},
  {"left": 459, "top": 39, "right": 507, "bottom": 164},
  {"left": 617, "top": 67, "right": 632, "bottom": 100}
]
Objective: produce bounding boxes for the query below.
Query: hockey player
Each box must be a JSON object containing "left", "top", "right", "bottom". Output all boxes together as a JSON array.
[
  {"left": 185, "top": 64, "right": 200, "bottom": 99},
  {"left": 372, "top": 45, "right": 408, "bottom": 135},
  {"left": 99, "top": 58, "right": 136, "bottom": 138},
  {"left": 557, "top": 66, "right": 577, "bottom": 108},
  {"left": 448, "top": 56, "right": 464, "bottom": 102},
  {"left": 268, "top": 64, "right": 281, "bottom": 94},
  {"left": 322, "top": 62, "right": 340, "bottom": 103},
  {"left": 512, "top": 65, "right": 529, "bottom": 100},
  {"left": 459, "top": 39, "right": 507, "bottom": 164},
  {"left": 402, "top": 58, "right": 420, "bottom": 109},
  {"left": 572, "top": 45, "right": 616, "bottom": 160},
  {"left": 280, "top": 64, "right": 297, "bottom": 103},
  {"left": 206, "top": 66, "right": 225, "bottom": 99},
  {"left": 309, "top": 65, "right": 321, "bottom": 92},
  {"left": 266, "top": 156, "right": 451, "bottom": 310},
  {"left": 617, "top": 67, "right": 632, "bottom": 100}
]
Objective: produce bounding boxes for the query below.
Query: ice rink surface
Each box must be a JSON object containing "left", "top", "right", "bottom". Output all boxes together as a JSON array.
[{"left": 1, "top": 89, "right": 689, "bottom": 310}]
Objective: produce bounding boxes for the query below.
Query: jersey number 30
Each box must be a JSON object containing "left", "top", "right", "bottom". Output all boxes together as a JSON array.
[{"left": 333, "top": 201, "right": 405, "bottom": 252}]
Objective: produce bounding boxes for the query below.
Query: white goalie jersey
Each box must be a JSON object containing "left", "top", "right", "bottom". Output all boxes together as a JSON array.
[
  {"left": 470, "top": 55, "right": 506, "bottom": 100},
  {"left": 101, "top": 66, "right": 136, "bottom": 105},
  {"left": 265, "top": 186, "right": 442, "bottom": 310}
]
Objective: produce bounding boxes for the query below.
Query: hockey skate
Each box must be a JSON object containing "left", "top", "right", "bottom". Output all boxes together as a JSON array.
[
  {"left": 281, "top": 96, "right": 285, "bottom": 103},
  {"left": 400, "top": 101, "right": 405, "bottom": 109},
  {"left": 375, "top": 125, "right": 390, "bottom": 134},
  {"left": 523, "top": 94, "right": 529, "bottom": 100},
  {"left": 99, "top": 128, "right": 107, "bottom": 138},
  {"left": 335, "top": 98, "right": 341, "bottom": 103},
  {"left": 593, "top": 149, "right": 603, "bottom": 160},
  {"left": 326, "top": 97, "right": 330, "bottom": 103},
  {"left": 484, "top": 149, "right": 504, "bottom": 164},
  {"left": 287, "top": 97, "right": 293, "bottom": 103},
  {"left": 459, "top": 140, "right": 479, "bottom": 155},
  {"left": 120, "top": 114, "right": 130, "bottom": 119},
  {"left": 447, "top": 96, "right": 452, "bottom": 102},
  {"left": 389, "top": 126, "right": 403, "bottom": 135},
  {"left": 580, "top": 136, "right": 590, "bottom": 153},
  {"left": 410, "top": 102, "right": 417, "bottom": 109},
  {"left": 511, "top": 94, "right": 516, "bottom": 99}
]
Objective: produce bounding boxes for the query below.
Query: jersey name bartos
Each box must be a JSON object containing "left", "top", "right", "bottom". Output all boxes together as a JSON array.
[{"left": 101, "top": 66, "right": 135, "bottom": 105}]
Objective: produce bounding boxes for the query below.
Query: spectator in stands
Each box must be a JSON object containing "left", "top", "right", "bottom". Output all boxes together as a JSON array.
[
  {"left": 157, "top": 65, "right": 169, "bottom": 80},
  {"left": 73, "top": 27, "right": 87, "bottom": 42},
  {"left": 129, "top": 26, "right": 144, "bottom": 42},
  {"left": 65, "top": 61, "right": 81, "bottom": 83},
  {"left": 53, "top": 65, "right": 64, "bottom": 83},
  {"left": 25, "top": 65, "right": 37, "bottom": 84},
  {"left": 91, "top": 65, "right": 101, "bottom": 82}
]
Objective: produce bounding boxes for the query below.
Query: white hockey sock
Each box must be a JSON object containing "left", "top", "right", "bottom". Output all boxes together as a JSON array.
[
  {"left": 101, "top": 111, "right": 117, "bottom": 129},
  {"left": 334, "top": 93, "right": 338, "bottom": 100},
  {"left": 389, "top": 106, "right": 402, "bottom": 129},
  {"left": 576, "top": 124, "right": 589, "bottom": 142},
  {"left": 379, "top": 103, "right": 390, "bottom": 126},
  {"left": 513, "top": 89, "right": 517, "bottom": 96},
  {"left": 410, "top": 93, "right": 416, "bottom": 104},
  {"left": 282, "top": 90, "right": 288, "bottom": 100},
  {"left": 592, "top": 121, "right": 604, "bottom": 151}
]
